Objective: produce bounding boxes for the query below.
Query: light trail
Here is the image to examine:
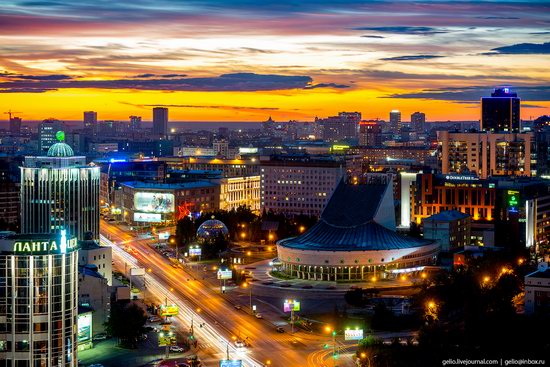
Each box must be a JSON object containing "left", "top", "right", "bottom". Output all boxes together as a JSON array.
[{"left": 101, "top": 234, "right": 264, "bottom": 367}]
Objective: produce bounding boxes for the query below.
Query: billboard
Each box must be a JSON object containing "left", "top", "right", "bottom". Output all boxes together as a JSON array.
[
  {"left": 130, "top": 267, "right": 146, "bottom": 276},
  {"left": 158, "top": 231, "right": 170, "bottom": 240},
  {"left": 77, "top": 313, "right": 92, "bottom": 343},
  {"left": 159, "top": 331, "right": 176, "bottom": 347},
  {"left": 189, "top": 247, "right": 202, "bottom": 256},
  {"left": 134, "top": 212, "right": 162, "bottom": 222},
  {"left": 217, "top": 269, "right": 232, "bottom": 280},
  {"left": 159, "top": 305, "right": 179, "bottom": 317},
  {"left": 283, "top": 300, "right": 300, "bottom": 312},
  {"left": 220, "top": 361, "right": 242, "bottom": 367},
  {"left": 344, "top": 329, "right": 364, "bottom": 341},
  {"left": 134, "top": 192, "right": 174, "bottom": 213}
]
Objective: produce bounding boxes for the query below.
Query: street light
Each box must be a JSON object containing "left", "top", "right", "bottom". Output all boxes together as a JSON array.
[
  {"left": 242, "top": 282, "right": 252, "bottom": 312},
  {"left": 299, "top": 225, "right": 306, "bottom": 233}
]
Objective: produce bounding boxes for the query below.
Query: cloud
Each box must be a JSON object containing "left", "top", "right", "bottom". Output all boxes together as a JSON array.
[
  {"left": 353, "top": 26, "right": 448, "bottom": 35},
  {"left": 0, "top": 71, "right": 73, "bottom": 80},
  {"left": 132, "top": 73, "right": 188, "bottom": 78},
  {"left": 387, "top": 86, "right": 550, "bottom": 101},
  {"left": 522, "top": 104, "right": 546, "bottom": 108},
  {"left": 475, "top": 16, "right": 520, "bottom": 20},
  {"left": 303, "top": 82, "right": 349, "bottom": 89},
  {"left": 380, "top": 55, "right": 444, "bottom": 61},
  {"left": 490, "top": 42, "right": 550, "bottom": 54},
  {"left": 361, "top": 35, "right": 384, "bottom": 39},
  {"left": 0, "top": 72, "right": 319, "bottom": 93}
]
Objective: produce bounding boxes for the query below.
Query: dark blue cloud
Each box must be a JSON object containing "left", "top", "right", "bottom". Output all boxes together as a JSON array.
[
  {"left": 353, "top": 26, "right": 448, "bottom": 35},
  {"left": 0, "top": 72, "right": 72, "bottom": 80},
  {"left": 0, "top": 72, "right": 336, "bottom": 93},
  {"left": 361, "top": 35, "right": 385, "bottom": 39},
  {"left": 475, "top": 16, "right": 520, "bottom": 20},
  {"left": 380, "top": 55, "right": 444, "bottom": 61},
  {"left": 388, "top": 86, "right": 550, "bottom": 101},
  {"left": 490, "top": 42, "right": 550, "bottom": 54}
]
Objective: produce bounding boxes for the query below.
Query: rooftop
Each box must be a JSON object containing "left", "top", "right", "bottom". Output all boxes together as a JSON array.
[
  {"left": 425, "top": 210, "right": 470, "bottom": 222},
  {"left": 120, "top": 180, "right": 216, "bottom": 190}
]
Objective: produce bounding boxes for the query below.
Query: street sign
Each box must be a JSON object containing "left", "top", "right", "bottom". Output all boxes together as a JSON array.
[
  {"left": 344, "top": 329, "right": 364, "bottom": 341},
  {"left": 189, "top": 246, "right": 202, "bottom": 256},
  {"left": 219, "top": 360, "right": 242, "bottom": 367},
  {"left": 159, "top": 305, "right": 179, "bottom": 317},
  {"left": 217, "top": 269, "right": 232, "bottom": 280},
  {"left": 130, "top": 267, "right": 146, "bottom": 276},
  {"left": 284, "top": 300, "right": 300, "bottom": 312}
]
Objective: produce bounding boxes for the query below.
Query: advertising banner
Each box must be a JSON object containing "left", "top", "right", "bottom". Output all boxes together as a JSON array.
[
  {"left": 159, "top": 305, "right": 179, "bottom": 317},
  {"left": 217, "top": 269, "right": 232, "bottom": 280},
  {"left": 130, "top": 268, "right": 146, "bottom": 276},
  {"left": 134, "top": 212, "right": 162, "bottom": 222},
  {"left": 283, "top": 300, "right": 300, "bottom": 312},
  {"left": 344, "top": 329, "right": 364, "bottom": 341},
  {"left": 134, "top": 192, "right": 175, "bottom": 213},
  {"left": 189, "top": 247, "right": 202, "bottom": 256},
  {"left": 158, "top": 231, "right": 170, "bottom": 240},
  {"left": 77, "top": 313, "right": 92, "bottom": 343},
  {"left": 159, "top": 332, "right": 176, "bottom": 347}
]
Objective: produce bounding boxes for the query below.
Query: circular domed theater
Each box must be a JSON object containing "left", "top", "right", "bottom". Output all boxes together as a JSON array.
[
  {"left": 276, "top": 180, "right": 440, "bottom": 281},
  {"left": 196, "top": 217, "right": 229, "bottom": 242}
]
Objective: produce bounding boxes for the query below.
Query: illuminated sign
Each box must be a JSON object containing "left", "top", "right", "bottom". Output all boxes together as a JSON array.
[
  {"left": 283, "top": 300, "right": 300, "bottom": 312},
  {"left": 444, "top": 175, "right": 479, "bottom": 181},
  {"left": 158, "top": 331, "right": 176, "bottom": 347},
  {"left": 158, "top": 232, "right": 170, "bottom": 240},
  {"left": 159, "top": 305, "right": 179, "bottom": 317},
  {"left": 507, "top": 190, "right": 519, "bottom": 208},
  {"left": 12, "top": 235, "right": 78, "bottom": 255},
  {"left": 77, "top": 313, "right": 92, "bottom": 343},
  {"left": 111, "top": 207, "right": 122, "bottom": 215},
  {"left": 189, "top": 246, "right": 202, "bottom": 256},
  {"left": 332, "top": 145, "right": 350, "bottom": 151},
  {"left": 134, "top": 192, "right": 174, "bottom": 213},
  {"left": 220, "top": 361, "right": 242, "bottom": 367},
  {"left": 134, "top": 212, "right": 162, "bottom": 222},
  {"left": 238, "top": 147, "right": 258, "bottom": 154},
  {"left": 344, "top": 329, "right": 364, "bottom": 341},
  {"left": 217, "top": 269, "right": 233, "bottom": 280}
]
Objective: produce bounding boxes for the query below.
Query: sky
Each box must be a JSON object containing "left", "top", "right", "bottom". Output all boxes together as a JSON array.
[{"left": 1, "top": 0, "right": 550, "bottom": 122}]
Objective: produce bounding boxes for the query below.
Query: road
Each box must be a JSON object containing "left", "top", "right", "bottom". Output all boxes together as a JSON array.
[{"left": 101, "top": 220, "right": 332, "bottom": 367}]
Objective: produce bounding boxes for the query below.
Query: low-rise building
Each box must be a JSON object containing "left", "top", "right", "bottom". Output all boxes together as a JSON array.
[
  {"left": 79, "top": 239, "right": 113, "bottom": 285},
  {"left": 423, "top": 210, "right": 471, "bottom": 251},
  {"left": 219, "top": 175, "right": 261, "bottom": 213},
  {"left": 524, "top": 264, "right": 550, "bottom": 314},
  {"left": 78, "top": 265, "right": 111, "bottom": 336}
]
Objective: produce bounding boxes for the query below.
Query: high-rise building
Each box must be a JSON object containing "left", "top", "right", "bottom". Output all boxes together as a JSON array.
[
  {"left": 0, "top": 231, "right": 79, "bottom": 367},
  {"left": 83, "top": 111, "right": 97, "bottom": 131},
  {"left": 129, "top": 115, "right": 142, "bottom": 129},
  {"left": 38, "top": 119, "right": 65, "bottom": 153},
  {"left": 389, "top": 110, "right": 401, "bottom": 131},
  {"left": 411, "top": 112, "right": 425, "bottom": 132},
  {"left": 21, "top": 131, "right": 100, "bottom": 241},
  {"left": 0, "top": 156, "right": 21, "bottom": 230},
  {"left": 152, "top": 107, "right": 168, "bottom": 136},
  {"left": 316, "top": 112, "right": 361, "bottom": 142},
  {"left": 438, "top": 131, "right": 534, "bottom": 179},
  {"left": 358, "top": 121, "right": 382, "bottom": 146},
  {"left": 481, "top": 87, "right": 520, "bottom": 133},
  {"left": 9, "top": 116, "right": 21, "bottom": 134}
]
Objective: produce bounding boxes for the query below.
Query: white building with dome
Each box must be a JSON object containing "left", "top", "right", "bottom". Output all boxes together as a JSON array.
[{"left": 20, "top": 131, "right": 101, "bottom": 240}]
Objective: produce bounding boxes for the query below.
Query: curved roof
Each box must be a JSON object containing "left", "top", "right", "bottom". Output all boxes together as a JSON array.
[
  {"left": 197, "top": 219, "right": 229, "bottom": 239},
  {"left": 47, "top": 142, "right": 74, "bottom": 157},
  {"left": 278, "top": 179, "right": 434, "bottom": 251},
  {"left": 278, "top": 221, "right": 432, "bottom": 251}
]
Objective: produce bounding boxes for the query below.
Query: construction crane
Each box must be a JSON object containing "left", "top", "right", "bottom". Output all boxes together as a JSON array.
[{"left": 4, "top": 110, "right": 22, "bottom": 120}]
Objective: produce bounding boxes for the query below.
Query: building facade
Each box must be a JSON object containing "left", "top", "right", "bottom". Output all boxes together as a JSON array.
[
  {"left": 38, "top": 119, "right": 65, "bottom": 153},
  {"left": 0, "top": 232, "right": 79, "bottom": 367},
  {"left": 21, "top": 137, "right": 100, "bottom": 241},
  {"left": 78, "top": 240, "right": 112, "bottom": 286},
  {"left": 358, "top": 121, "right": 382, "bottom": 147},
  {"left": 389, "top": 110, "right": 401, "bottom": 131},
  {"left": 524, "top": 265, "right": 550, "bottom": 314},
  {"left": 438, "top": 131, "right": 534, "bottom": 179},
  {"left": 218, "top": 175, "right": 261, "bottom": 213},
  {"left": 316, "top": 112, "right": 361, "bottom": 142},
  {"left": 260, "top": 155, "right": 353, "bottom": 217},
  {"left": 423, "top": 210, "right": 471, "bottom": 251},
  {"left": 411, "top": 112, "right": 426, "bottom": 132},
  {"left": 481, "top": 87, "right": 520, "bottom": 133}
]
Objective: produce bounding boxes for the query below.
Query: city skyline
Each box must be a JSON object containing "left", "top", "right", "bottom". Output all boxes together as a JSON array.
[{"left": 1, "top": 0, "right": 550, "bottom": 122}]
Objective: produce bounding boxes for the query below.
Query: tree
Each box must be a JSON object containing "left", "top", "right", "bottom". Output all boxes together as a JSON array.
[
  {"left": 105, "top": 301, "right": 147, "bottom": 348},
  {"left": 176, "top": 216, "right": 196, "bottom": 246}
]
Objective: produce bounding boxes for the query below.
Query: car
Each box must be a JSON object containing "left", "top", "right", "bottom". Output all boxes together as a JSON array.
[
  {"left": 138, "top": 334, "right": 148, "bottom": 341},
  {"left": 276, "top": 327, "right": 285, "bottom": 333},
  {"left": 170, "top": 345, "right": 185, "bottom": 352},
  {"left": 92, "top": 333, "right": 108, "bottom": 341},
  {"left": 255, "top": 313, "right": 263, "bottom": 319},
  {"left": 234, "top": 340, "right": 245, "bottom": 348},
  {"left": 234, "top": 305, "right": 242, "bottom": 310},
  {"left": 148, "top": 316, "right": 161, "bottom": 323}
]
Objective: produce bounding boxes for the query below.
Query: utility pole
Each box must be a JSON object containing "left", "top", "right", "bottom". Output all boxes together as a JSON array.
[{"left": 291, "top": 307, "right": 294, "bottom": 334}]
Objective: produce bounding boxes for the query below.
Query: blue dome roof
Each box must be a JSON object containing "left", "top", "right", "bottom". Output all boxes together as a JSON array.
[{"left": 47, "top": 142, "right": 74, "bottom": 157}]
